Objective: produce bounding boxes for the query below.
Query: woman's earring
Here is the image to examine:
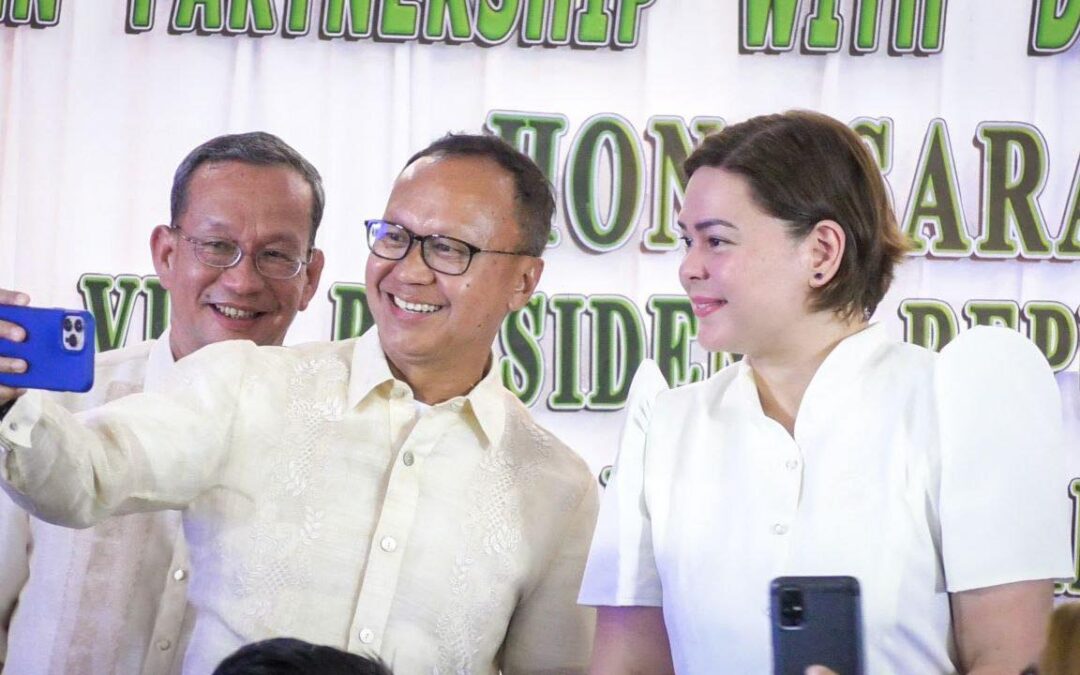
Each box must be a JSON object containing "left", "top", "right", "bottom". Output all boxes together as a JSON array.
[{"left": 813, "top": 272, "right": 824, "bottom": 280}]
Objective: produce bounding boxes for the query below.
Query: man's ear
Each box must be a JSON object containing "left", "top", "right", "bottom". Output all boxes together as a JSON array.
[
  {"left": 149, "top": 225, "right": 178, "bottom": 289},
  {"left": 508, "top": 257, "right": 544, "bottom": 311},
  {"left": 805, "top": 219, "right": 846, "bottom": 287},
  {"left": 297, "top": 248, "right": 325, "bottom": 312}
]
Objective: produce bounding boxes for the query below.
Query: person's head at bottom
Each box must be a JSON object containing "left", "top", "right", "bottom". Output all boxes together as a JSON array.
[{"left": 212, "top": 637, "right": 393, "bottom": 675}]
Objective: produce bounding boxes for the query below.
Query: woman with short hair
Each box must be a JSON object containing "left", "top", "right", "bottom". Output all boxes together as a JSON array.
[{"left": 579, "top": 110, "right": 1071, "bottom": 674}]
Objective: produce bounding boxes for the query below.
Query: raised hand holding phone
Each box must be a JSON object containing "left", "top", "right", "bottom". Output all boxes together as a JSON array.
[
  {"left": 0, "top": 289, "right": 31, "bottom": 402},
  {"left": 0, "top": 289, "right": 95, "bottom": 396}
]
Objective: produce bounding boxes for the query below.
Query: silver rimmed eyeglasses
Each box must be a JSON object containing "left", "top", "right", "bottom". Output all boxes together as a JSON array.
[
  {"left": 364, "top": 219, "right": 532, "bottom": 276},
  {"left": 170, "top": 225, "right": 313, "bottom": 280}
]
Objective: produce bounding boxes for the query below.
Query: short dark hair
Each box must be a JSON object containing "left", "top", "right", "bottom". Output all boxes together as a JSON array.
[
  {"left": 171, "top": 132, "right": 325, "bottom": 246},
  {"left": 212, "top": 637, "right": 393, "bottom": 675},
  {"left": 685, "top": 110, "right": 908, "bottom": 320},
  {"left": 404, "top": 133, "right": 554, "bottom": 257}
]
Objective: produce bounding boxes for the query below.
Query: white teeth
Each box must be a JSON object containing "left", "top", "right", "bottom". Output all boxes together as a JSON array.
[
  {"left": 215, "top": 305, "right": 257, "bottom": 319},
  {"left": 393, "top": 296, "right": 441, "bottom": 314}
]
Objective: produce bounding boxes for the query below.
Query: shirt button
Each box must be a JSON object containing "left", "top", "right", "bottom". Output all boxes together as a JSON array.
[
  {"left": 380, "top": 536, "right": 398, "bottom": 553},
  {"left": 8, "top": 422, "right": 17, "bottom": 432},
  {"left": 359, "top": 628, "right": 374, "bottom": 644},
  {"left": 785, "top": 459, "right": 799, "bottom": 470},
  {"left": 172, "top": 568, "right": 187, "bottom": 582},
  {"left": 402, "top": 451, "right": 415, "bottom": 466},
  {"left": 772, "top": 523, "right": 789, "bottom": 535},
  {"left": 156, "top": 638, "right": 172, "bottom": 651}
]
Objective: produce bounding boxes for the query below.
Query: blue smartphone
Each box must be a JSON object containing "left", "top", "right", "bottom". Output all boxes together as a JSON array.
[
  {"left": 0, "top": 304, "right": 95, "bottom": 392},
  {"left": 771, "top": 576, "right": 865, "bottom": 675}
]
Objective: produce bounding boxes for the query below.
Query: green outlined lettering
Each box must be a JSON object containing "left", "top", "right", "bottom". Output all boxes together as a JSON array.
[
  {"left": 613, "top": 0, "right": 655, "bottom": 48},
  {"left": 898, "top": 298, "right": 957, "bottom": 351},
  {"left": 485, "top": 110, "right": 568, "bottom": 246},
  {"left": 475, "top": 0, "right": 521, "bottom": 45},
  {"left": 78, "top": 274, "right": 144, "bottom": 352},
  {"left": 901, "top": 118, "right": 972, "bottom": 257},
  {"left": 647, "top": 295, "right": 705, "bottom": 387},
  {"left": 1057, "top": 478, "right": 1080, "bottom": 597},
  {"left": 499, "top": 293, "right": 547, "bottom": 407},
  {"left": 547, "top": 294, "right": 587, "bottom": 411},
  {"left": 565, "top": 113, "right": 645, "bottom": 253},
  {"left": 284, "top": 0, "right": 311, "bottom": 35},
  {"left": 851, "top": 116, "right": 893, "bottom": 174},
  {"left": 643, "top": 116, "right": 725, "bottom": 251},
  {"left": 1055, "top": 156, "right": 1080, "bottom": 257},
  {"left": 1022, "top": 302, "right": 1078, "bottom": 373},
  {"left": 740, "top": 0, "right": 800, "bottom": 52},
  {"left": 1030, "top": 0, "right": 1080, "bottom": 55},
  {"left": 850, "top": 0, "right": 882, "bottom": 53},
  {"left": 708, "top": 350, "right": 743, "bottom": 376},
  {"left": 586, "top": 295, "right": 646, "bottom": 409},
  {"left": 890, "top": 0, "right": 946, "bottom": 54},
  {"left": 574, "top": 0, "right": 610, "bottom": 46},
  {"left": 804, "top": 0, "right": 842, "bottom": 52},
  {"left": 328, "top": 282, "right": 373, "bottom": 341},
  {"left": 423, "top": 0, "right": 470, "bottom": 41},
  {"left": 376, "top": 0, "right": 419, "bottom": 39},
  {"left": 974, "top": 123, "right": 1053, "bottom": 259},
  {"left": 127, "top": 0, "right": 154, "bottom": 32},
  {"left": 142, "top": 276, "right": 171, "bottom": 340},
  {"left": 321, "top": 0, "right": 373, "bottom": 38},
  {"left": 961, "top": 300, "right": 1019, "bottom": 331},
  {"left": 171, "top": 0, "right": 224, "bottom": 32},
  {"left": 2, "top": 0, "right": 60, "bottom": 26},
  {"left": 227, "top": 0, "right": 278, "bottom": 34}
]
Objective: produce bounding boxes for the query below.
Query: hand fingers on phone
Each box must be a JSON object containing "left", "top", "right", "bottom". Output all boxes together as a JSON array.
[
  {"left": 0, "top": 320, "right": 26, "bottom": 342},
  {"left": 0, "top": 385, "right": 25, "bottom": 404},
  {"left": 0, "top": 356, "right": 27, "bottom": 374},
  {"left": 0, "top": 290, "right": 30, "bottom": 307}
]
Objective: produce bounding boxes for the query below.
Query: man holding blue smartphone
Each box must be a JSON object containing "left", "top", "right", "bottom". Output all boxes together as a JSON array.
[
  {"left": 0, "top": 133, "right": 597, "bottom": 674},
  {"left": 0, "top": 131, "right": 325, "bottom": 675}
]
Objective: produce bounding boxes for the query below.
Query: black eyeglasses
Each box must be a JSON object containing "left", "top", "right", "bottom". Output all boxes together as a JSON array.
[
  {"left": 364, "top": 219, "right": 532, "bottom": 276},
  {"left": 170, "top": 226, "right": 313, "bottom": 280}
]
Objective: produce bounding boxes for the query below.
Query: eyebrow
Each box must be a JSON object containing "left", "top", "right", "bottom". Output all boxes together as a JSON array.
[{"left": 676, "top": 218, "right": 739, "bottom": 232}]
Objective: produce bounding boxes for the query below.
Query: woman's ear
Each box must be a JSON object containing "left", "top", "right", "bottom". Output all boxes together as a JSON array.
[{"left": 805, "top": 219, "right": 846, "bottom": 287}]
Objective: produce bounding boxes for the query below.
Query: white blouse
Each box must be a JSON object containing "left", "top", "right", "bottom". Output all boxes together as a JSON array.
[{"left": 580, "top": 324, "right": 1072, "bottom": 674}]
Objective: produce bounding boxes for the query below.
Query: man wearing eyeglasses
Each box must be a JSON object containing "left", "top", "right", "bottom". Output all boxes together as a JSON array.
[
  {"left": 0, "top": 132, "right": 324, "bottom": 674},
  {"left": 0, "top": 134, "right": 596, "bottom": 674}
]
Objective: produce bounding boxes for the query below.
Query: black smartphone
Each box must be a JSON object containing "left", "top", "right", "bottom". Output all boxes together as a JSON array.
[
  {"left": 0, "top": 304, "right": 95, "bottom": 392},
  {"left": 771, "top": 575, "right": 864, "bottom": 675}
]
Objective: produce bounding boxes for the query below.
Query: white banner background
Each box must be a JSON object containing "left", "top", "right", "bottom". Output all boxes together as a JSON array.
[{"left": 1, "top": 0, "right": 1078, "bottom": 590}]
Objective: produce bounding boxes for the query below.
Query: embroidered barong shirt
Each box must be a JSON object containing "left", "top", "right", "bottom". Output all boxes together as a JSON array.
[{"left": 0, "top": 330, "right": 597, "bottom": 675}]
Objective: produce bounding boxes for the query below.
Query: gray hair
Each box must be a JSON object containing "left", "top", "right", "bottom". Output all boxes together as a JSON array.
[{"left": 170, "top": 132, "right": 325, "bottom": 246}]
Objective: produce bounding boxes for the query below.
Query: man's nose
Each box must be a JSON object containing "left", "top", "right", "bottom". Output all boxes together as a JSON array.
[
  {"left": 218, "top": 252, "right": 266, "bottom": 293},
  {"left": 394, "top": 240, "right": 436, "bottom": 282}
]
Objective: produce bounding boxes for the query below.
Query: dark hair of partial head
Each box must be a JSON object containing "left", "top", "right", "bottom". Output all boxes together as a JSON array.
[
  {"left": 171, "top": 132, "right": 325, "bottom": 247},
  {"left": 1038, "top": 602, "right": 1080, "bottom": 675},
  {"left": 212, "top": 637, "right": 393, "bottom": 675},
  {"left": 684, "top": 110, "right": 908, "bottom": 320},
  {"left": 404, "top": 132, "right": 554, "bottom": 257}
]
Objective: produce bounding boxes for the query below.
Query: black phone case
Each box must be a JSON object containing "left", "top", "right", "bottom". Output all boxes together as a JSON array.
[
  {"left": 771, "top": 575, "right": 864, "bottom": 675},
  {"left": 0, "top": 305, "right": 95, "bottom": 393}
]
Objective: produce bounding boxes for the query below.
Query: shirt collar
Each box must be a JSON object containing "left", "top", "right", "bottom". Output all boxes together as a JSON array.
[
  {"left": 346, "top": 329, "right": 507, "bottom": 447},
  {"left": 142, "top": 327, "right": 178, "bottom": 392},
  {"left": 724, "top": 322, "right": 891, "bottom": 416}
]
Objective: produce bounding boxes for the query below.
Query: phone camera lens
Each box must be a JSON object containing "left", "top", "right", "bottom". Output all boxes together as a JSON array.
[
  {"left": 779, "top": 588, "right": 804, "bottom": 628},
  {"left": 64, "top": 318, "right": 72, "bottom": 331},
  {"left": 74, "top": 318, "right": 83, "bottom": 332},
  {"left": 65, "top": 334, "right": 78, "bottom": 348}
]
